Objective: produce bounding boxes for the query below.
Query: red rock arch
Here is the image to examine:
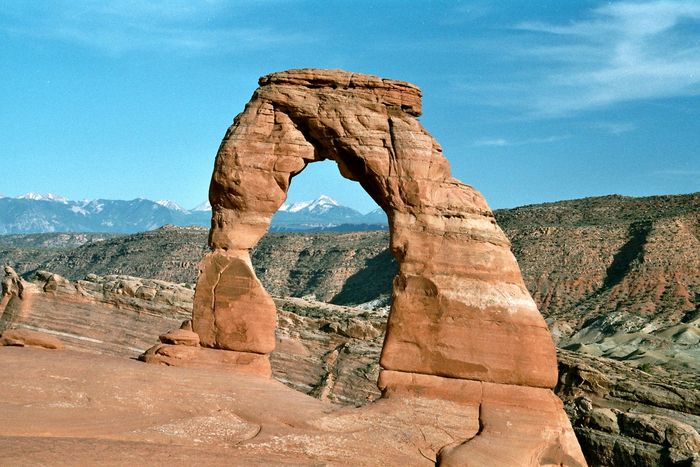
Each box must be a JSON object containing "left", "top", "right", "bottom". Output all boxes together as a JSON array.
[
  {"left": 173, "top": 69, "right": 587, "bottom": 465},
  {"left": 192, "top": 69, "right": 557, "bottom": 389}
]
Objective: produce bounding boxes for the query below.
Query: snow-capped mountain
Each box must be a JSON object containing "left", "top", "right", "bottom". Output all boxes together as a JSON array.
[
  {"left": 271, "top": 195, "right": 386, "bottom": 231},
  {"left": 191, "top": 200, "right": 211, "bottom": 212},
  {"left": 155, "top": 199, "right": 186, "bottom": 212},
  {"left": 16, "top": 192, "right": 69, "bottom": 203},
  {"left": 0, "top": 194, "right": 387, "bottom": 234},
  {"left": 279, "top": 195, "right": 340, "bottom": 214}
]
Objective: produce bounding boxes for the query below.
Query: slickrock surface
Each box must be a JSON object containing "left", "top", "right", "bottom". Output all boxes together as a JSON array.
[{"left": 0, "top": 347, "right": 585, "bottom": 466}]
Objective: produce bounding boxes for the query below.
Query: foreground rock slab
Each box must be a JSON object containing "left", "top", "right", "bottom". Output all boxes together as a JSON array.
[{"left": 0, "top": 348, "right": 584, "bottom": 466}]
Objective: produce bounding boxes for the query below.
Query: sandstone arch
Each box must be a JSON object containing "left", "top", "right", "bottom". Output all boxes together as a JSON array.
[
  {"left": 183, "top": 69, "right": 586, "bottom": 465},
  {"left": 193, "top": 69, "right": 556, "bottom": 388}
]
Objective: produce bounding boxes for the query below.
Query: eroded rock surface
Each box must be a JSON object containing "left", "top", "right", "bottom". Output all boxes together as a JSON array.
[
  {"left": 189, "top": 68, "right": 583, "bottom": 464},
  {"left": 0, "top": 269, "right": 192, "bottom": 356},
  {"left": 196, "top": 69, "right": 557, "bottom": 385}
]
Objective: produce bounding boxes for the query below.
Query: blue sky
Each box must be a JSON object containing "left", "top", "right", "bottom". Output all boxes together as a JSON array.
[{"left": 1, "top": 0, "right": 698, "bottom": 213}]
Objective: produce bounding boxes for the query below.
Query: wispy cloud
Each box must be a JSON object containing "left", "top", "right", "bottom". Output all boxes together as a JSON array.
[
  {"left": 474, "top": 134, "right": 571, "bottom": 147},
  {"left": 591, "top": 121, "right": 637, "bottom": 135},
  {"left": 0, "top": 0, "right": 310, "bottom": 55},
  {"left": 474, "top": 138, "right": 509, "bottom": 147},
  {"left": 506, "top": 1, "right": 700, "bottom": 116}
]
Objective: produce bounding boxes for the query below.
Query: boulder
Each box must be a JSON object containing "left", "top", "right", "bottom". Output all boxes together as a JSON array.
[
  {"left": 0, "top": 329, "right": 63, "bottom": 349},
  {"left": 158, "top": 329, "right": 200, "bottom": 346}
]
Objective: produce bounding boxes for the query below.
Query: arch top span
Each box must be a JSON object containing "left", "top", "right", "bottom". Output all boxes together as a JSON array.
[
  {"left": 194, "top": 68, "right": 558, "bottom": 390},
  {"left": 258, "top": 68, "right": 423, "bottom": 116}
]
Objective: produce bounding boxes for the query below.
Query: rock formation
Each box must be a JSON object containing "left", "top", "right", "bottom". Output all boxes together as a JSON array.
[
  {"left": 181, "top": 68, "right": 586, "bottom": 464},
  {"left": 0, "top": 328, "right": 63, "bottom": 349},
  {"left": 0, "top": 270, "right": 192, "bottom": 356}
]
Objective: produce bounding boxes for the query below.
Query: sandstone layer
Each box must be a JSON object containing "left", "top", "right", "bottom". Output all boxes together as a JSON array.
[
  {"left": 0, "top": 347, "right": 584, "bottom": 466},
  {"left": 0, "top": 268, "right": 191, "bottom": 357}
]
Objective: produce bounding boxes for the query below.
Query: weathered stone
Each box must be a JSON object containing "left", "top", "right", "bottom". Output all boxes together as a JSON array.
[
  {"left": 437, "top": 381, "right": 586, "bottom": 466},
  {"left": 158, "top": 329, "right": 200, "bottom": 346},
  {"left": 378, "top": 369, "right": 482, "bottom": 403},
  {"left": 139, "top": 344, "right": 271, "bottom": 377},
  {"left": 588, "top": 407, "right": 619, "bottom": 434},
  {"left": 1, "top": 266, "right": 23, "bottom": 298},
  {"left": 192, "top": 250, "right": 276, "bottom": 353},
  {"left": 196, "top": 68, "right": 558, "bottom": 389},
  {"left": 37, "top": 271, "right": 74, "bottom": 294},
  {"left": 0, "top": 266, "right": 24, "bottom": 320},
  {"left": 135, "top": 286, "right": 157, "bottom": 300},
  {"left": 0, "top": 329, "right": 63, "bottom": 349},
  {"left": 180, "top": 319, "right": 193, "bottom": 331},
  {"left": 619, "top": 412, "right": 700, "bottom": 454}
]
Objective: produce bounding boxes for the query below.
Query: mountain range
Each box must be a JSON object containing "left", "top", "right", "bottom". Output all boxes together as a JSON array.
[{"left": 0, "top": 193, "right": 387, "bottom": 234}]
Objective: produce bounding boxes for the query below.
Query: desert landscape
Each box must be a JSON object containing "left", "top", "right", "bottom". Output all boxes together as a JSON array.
[
  {"left": 1, "top": 68, "right": 699, "bottom": 466},
  {"left": 3, "top": 2, "right": 700, "bottom": 465}
]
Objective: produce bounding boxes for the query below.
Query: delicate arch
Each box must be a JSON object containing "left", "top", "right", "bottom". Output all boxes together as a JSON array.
[{"left": 192, "top": 69, "right": 558, "bottom": 389}]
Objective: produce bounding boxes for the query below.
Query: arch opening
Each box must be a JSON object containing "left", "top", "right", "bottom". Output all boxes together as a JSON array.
[{"left": 252, "top": 157, "right": 394, "bottom": 404}]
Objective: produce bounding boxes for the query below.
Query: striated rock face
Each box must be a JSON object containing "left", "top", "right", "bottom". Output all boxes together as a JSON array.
[
  {"left": 0, "top": 270, "right": 192, "bottom": 357},
  {"left": 195, "top": 68, "right": 557, "bottom": 386},
  {"left": 190, "top": 68, "right": 584, "bottom": 464}
]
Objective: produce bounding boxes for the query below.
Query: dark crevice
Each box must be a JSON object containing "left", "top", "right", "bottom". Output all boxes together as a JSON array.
[
  {"left": 331, "top": 249, "right": 397, "bottom": 305},
  {"left": 602, "top": 221, "right": 652, "bottom": 289}
]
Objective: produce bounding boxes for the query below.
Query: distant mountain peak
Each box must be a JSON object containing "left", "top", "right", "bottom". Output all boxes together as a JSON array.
[
  {"left": 0, "top": 192, "right": 388, "bottom": 234},
  {"left": 155, "top": 199, "right": 186, "bottom": 212},
  {"left": 16, "top": 192, "right": 69, "bottom": 203},
  {"left": 192, "top": 200, "right": 211, "bottom": 212},
  {"left": 279, "top": 195, "right": 340, "bottom": 213}
]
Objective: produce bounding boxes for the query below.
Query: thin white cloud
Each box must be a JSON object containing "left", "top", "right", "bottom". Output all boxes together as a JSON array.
[
  {"left": 591, "top": 121, "right": 637, "bottom": 134},
  {"left": 474, "top": 135, "right": 571, "bottom": 147},
  {"left": 513, "top": 1, "right": 700, "bottom": 116},
  {"left": 474, "top": 138, "right": 510, "bottom": 147},
  {"left": 0, "top": 0, "right": 310, "bottom": 55}
]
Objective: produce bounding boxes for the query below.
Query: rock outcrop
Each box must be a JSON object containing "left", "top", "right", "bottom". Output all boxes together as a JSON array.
[
  {"left": 186, "top": 68, "right": 585, "bottom": 464},
  {"left": 556, "top": 350, "right": 700, "bottom": 466},
  {"left": 0, "top": 328, "right": 63, "bottom": 349},
  {"left": 0, "top": 270, "right": 192, "bottom": 356}
]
